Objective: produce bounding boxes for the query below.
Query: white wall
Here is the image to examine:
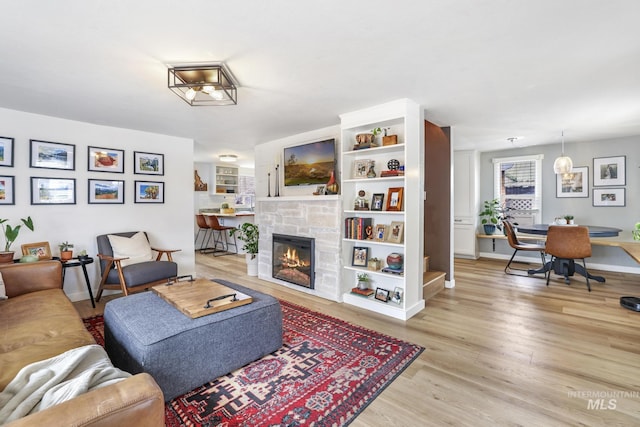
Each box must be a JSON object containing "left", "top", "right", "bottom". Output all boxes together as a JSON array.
[{"left": 0, "top": 107, "right": 195, "bottom": 301}]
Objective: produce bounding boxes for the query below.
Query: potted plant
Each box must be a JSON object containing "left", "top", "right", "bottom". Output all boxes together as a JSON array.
[
  {"left": 633, "top": 222, "right": 640, "bottom": 241},
  {"left": 230, "top": 223, "right": 259, "bottom": 276},
  {"left": 368, "top": 257, "right": 382, "bottom": 271},
  {"left": 59, "top": 241, "right": 74, "bottom": 261},
  {"left": 0, "top": 216, "right": 35, "bottom": 263},
  {"left": 220, "top": 202, "right": 235, "bottom": 214},
  {"left": 564, "top": 215, "right": 575, "bottom": 225},
  {"left": 356, "top": 272, "right": 371, "bottom": 290},
  {"left": 479, "top": 199, "right": 500, "bottom": 235},
  {"left": 77, "top": 249, "right": 90, "bottom": 261}
]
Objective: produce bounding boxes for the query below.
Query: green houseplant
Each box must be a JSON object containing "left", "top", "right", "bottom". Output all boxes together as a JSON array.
[
  {"left": 479, "top": 199, "right": 501, "bottom": 235},
  {"left": 230, "top": 223, "right": 259, "bottom": 276},
  {"left": 0, "top": 216, "right": 35, "bottom": 263},
  {"left": 59, "top": 241, "right": 74, "bottom": 261},
  {"left": 356, "top": 272, "right": 370, "bottom": 290},
  {"left": 633, "top": 222, "right": 640, "bottom": 241}
]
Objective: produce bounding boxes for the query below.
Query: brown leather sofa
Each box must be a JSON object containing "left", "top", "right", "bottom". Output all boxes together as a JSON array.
[{"left": 0, "top": 261, "right": 164, "bottom": 426}]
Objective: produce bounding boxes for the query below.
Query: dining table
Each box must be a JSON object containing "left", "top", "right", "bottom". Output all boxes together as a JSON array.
[{"left": 516, "top": 224, "right": 623, "bottom": 283}]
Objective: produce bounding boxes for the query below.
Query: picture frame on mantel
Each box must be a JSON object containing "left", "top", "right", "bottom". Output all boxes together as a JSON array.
[
  {"left": 593, "top": 155, "right": 625, "bottom": 187},
  {"left": 556, "top": 166, "right": 588, "bottom": 198}
]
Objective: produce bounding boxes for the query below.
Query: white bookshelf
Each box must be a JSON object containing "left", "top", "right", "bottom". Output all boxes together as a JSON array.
[{"left": 339, "top": 99, "right": 425, "bottom": 320}]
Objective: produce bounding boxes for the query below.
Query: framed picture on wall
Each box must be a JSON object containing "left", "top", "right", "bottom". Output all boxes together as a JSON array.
[
  {"left": 0, "top": 136, "right": 14, "bottom": 167},
  {"left": 593, "top": 156, "right": 625, "bottom": 186},
  {"left": 134, "top": 180, "right": 164, "bottom": 203},
  {"left": 31, "top": 177, "right": 76, "bottom": 205},
  {"left": 0, "top": 175, "right": 15, "bottom": 205},
  {"left": 593, "top": 188, "right": 625, "bottom": 207},
  {"left": 30, "top": 140, "right": 75, "bottom": 170},
  {"left": 134, "top": 151, "right": 164, "bottom": 175},
  {"left": 556, "top": 166, "right": 588, "bottom": 198},
  {"left": 88, "top": 179, "right": 125, "bottom": 204},
  {"left": 88, "top": 146, "right": 125, "bottom": 173}
]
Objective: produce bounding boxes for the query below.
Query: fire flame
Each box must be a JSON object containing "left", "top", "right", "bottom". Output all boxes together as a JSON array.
[{"left": 280, "top": 247, "right": 308, "bottom": 268}]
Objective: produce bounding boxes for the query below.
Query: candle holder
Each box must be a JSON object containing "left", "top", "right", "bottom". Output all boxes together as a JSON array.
[
  {"left": 274, "top": 165, "right": 280, "bottom": 197},
  {"left": 267, "top": 172, "right": 271, "bottom": 197}
]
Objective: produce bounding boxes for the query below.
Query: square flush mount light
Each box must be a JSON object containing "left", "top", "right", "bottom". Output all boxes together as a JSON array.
[{"left": 168, "top": 63, "right": 238, "bottom": 106}]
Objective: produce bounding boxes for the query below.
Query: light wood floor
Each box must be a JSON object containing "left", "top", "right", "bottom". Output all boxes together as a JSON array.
[{"left": 74, "top": 254, "right": 640, "bottom": 426}]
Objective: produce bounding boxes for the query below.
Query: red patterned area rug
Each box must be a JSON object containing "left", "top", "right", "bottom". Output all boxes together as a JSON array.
[{"left": 83, "top": 300, "right": 423, "bottom": 426}]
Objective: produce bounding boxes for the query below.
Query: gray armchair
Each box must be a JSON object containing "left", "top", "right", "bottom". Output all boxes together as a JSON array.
[{"left": 95, "top": 231, "right": 180, "bottom": 301}]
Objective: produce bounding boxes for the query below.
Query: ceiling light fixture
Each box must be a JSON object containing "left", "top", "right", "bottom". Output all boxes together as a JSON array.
[
  {"left": 168, "top": 63, "right": 238, "bottom": 106},
  {"left": 219, "top": 154, "right": 238, "bottom": 162},
  {"left": 553, "top": 131, "right": 573, "bottom": 174}
]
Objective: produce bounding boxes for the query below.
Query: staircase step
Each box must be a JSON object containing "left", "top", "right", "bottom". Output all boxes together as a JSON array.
[{"left": 423, "top": 270, "right": 445, "bottom": 300}]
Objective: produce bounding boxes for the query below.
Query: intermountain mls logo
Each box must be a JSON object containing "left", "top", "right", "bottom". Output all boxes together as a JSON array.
[{"left": 568, "top": 390, "right": 640, "bottom": 410}]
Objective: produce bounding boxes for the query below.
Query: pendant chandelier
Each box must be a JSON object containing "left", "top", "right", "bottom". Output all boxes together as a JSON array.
[{"left": 553, "top": 131, "right": 573, "bottom": 174}]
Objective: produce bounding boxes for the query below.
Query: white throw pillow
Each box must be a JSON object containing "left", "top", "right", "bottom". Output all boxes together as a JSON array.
[{"left": 107, "top": 232, "right": 153, "bottom": 268}]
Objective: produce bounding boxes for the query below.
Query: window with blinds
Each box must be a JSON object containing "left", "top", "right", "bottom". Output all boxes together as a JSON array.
[{"left": 492, "top": 154, "right": 543, "bottom": 225}]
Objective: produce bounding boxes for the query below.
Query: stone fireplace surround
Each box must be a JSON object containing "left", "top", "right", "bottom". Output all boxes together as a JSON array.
[{"left": 256, "top": 196, "right": 341, "bottom": 302}]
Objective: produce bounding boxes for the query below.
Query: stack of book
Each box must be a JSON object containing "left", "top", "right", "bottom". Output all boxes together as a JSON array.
[
  {"left": 344, "top": 217, "right": 373, "bottom": 240},
  {"left": 380, "top": 170, "right": 405, "bottom": 177},
  {"left": 381, "top": 267, "right": 404, "bottom": 276},
  {"left": 351, "top": 287, "right": 374, "bottom": 297}
]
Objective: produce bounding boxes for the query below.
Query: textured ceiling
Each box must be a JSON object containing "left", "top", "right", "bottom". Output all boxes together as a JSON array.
[{"left": 1, "top": 0, "right": 638, "bottom": 167}]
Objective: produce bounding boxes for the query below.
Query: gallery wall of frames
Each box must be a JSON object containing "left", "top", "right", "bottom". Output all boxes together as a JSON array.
[{"left": 0, "top": 136, "right": 166, "bottom": 206}]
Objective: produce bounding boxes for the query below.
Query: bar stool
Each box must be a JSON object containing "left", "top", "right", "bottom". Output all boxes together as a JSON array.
[
  {"left": 194, "top": 214, "right": 212, "bottom": 252},
  {"left": 203, "top": 215, "right": 238, "bottom": 256}
]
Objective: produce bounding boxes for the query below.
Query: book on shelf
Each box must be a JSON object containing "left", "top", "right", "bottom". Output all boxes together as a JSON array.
[
  {"left": 381, "top": 267, "right": 404, "bottom": 276},
  {"left": 344, "top": 217, "right": 373, "bottom": 240},
  {"left": 351, "top": 287, "right": 374, "bottom": 297},
  {"left": 380, "top": 170, "right": 405, "bottom": 177}
]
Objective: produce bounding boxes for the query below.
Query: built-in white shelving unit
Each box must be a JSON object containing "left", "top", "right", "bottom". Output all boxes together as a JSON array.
[
  {"left": 339, "top": 99, "right": 425, "bottom": 320},
  {"left": 214, "top": 165, "right": 239, "bottom": 194}
]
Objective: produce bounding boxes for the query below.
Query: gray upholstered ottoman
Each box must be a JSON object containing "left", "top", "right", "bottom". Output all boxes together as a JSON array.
[{"left": 103, "top": 280, "right": 283, "bottom": 401}]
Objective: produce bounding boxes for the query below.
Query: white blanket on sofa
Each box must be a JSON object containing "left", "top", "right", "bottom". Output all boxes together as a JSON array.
[{"left": 0, "top": 344, "right": 130, "bottom": 424}]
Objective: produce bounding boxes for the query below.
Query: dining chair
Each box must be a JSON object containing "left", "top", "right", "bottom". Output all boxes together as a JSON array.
[
  {"left": 203, "top": 215, "right": 238, "bottom": 256},
  {"left": 545, "top": 225, "right": 593, "bottom": 291},
  {"left": 194, "top": 214, "right": 212, "bottom": 252},
  {"left": 503, "top": 221, "right": 547, "bottom": 276}
]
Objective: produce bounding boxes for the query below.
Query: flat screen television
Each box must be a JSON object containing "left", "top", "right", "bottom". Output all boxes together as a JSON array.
[{"left": 284, "top": 138, "right": 336, "bottom": 186}]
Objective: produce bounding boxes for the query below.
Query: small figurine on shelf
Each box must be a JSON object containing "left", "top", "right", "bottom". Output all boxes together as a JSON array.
[
  {"left": 366, "top": 161, "right": 377, "bottom": 178},
  {"left": 354, "top": 190, "right": 369, "bottom": 210}
]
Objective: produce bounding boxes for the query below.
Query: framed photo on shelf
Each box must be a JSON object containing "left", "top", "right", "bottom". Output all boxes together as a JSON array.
[
  {"left": 31, "top": 177, "right": 76, "bottom": 205},
  {"left": 390, "top": 287, "right": 403, "bottom": 304},
  {"left": 134, "top": 151, "right": 164, "bottom": 175},
  {"left": 0, "top": 175, "right": 15, "bottom": 205},
  {"left": 375, "top": 287, "right": 390, "bottom": 302},
  {"left": 88, "top": 179, "right": 125, "bottom": 204},
  {"left": 593, "top": 156, "right": 625, "bottom": 186},
  {"left": 353, "top": 159, "right": 371, "bottom": 178},
  {"left": 374, "top": 224, "right": 388, "bottom": 241},
  {"left": 351, "top": 246, "right": 369, "bottom": 267},
  {"left": 0, "top": 136, "right": 14, "bottom": 167},
  {"left": 371, "top": 193, "right": 385, "bottom": 211},
  {"left": 388, "top": 221, "right": 404, "bottom": 244},
  {"left": 21, "top": 241, "right": 52, "bottom": 260},
  {"left": 556, "top": 166, "right": 588, "bottom": 198},
  {"left": 134, "top": 180, "right": 164, "bottom": 203},
  {"left": 386, "top": 187, "right": 404, "bottom": 211},
  {"left": 30, "top": 140, "right": 75, "bottom": 170},
  {"left": 593, "top": 188, "right": 625, "bottom": 207},
  {"left": 88, "top": 146, "right": 124, "bottom": 173}
]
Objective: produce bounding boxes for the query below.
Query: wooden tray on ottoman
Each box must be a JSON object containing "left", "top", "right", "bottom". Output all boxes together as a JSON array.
[{"left": 152, "top": 278, "right": 252, "bottom": 318}]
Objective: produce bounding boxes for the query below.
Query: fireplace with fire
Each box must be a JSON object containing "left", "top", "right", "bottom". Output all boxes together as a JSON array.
[{"left": 272, "top": 234, "right": 315, "bottom": 289}]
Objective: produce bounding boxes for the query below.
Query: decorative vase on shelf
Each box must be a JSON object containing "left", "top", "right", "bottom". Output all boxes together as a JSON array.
[
  {"left": 366, "top": 162, "right": 377, "bottom": 178},
  {"left": 326, "top": 170, "right": 339, "bottom": 194},
  {"left": 386, "top": 253, "right": 403, "bottom": 271}
]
